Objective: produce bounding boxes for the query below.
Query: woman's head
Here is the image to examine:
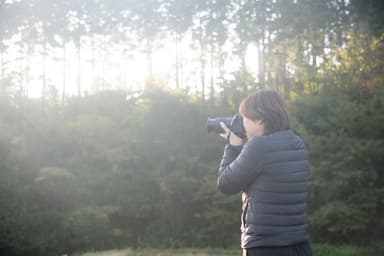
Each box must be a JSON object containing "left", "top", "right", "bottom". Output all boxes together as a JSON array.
[{"left": 239, "top": 89, "right": 290, "bottom": 136}]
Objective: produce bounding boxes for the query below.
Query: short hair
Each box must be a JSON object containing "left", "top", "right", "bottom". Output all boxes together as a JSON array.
[{"left": 239, "top": 89, "right": 290, "bottom": 135}]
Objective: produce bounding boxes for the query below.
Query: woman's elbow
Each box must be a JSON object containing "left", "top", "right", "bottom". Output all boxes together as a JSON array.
[{"left": 217, "top": 178, "right": 240, "bottom": 195}]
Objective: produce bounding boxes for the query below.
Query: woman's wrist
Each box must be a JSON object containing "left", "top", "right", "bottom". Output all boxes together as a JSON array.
[
  {"left": 226, "top": 143, "right": 243, "bottom": 154},
  {"left": 227, "top": 131, "right": 243, "bottom": 146}
]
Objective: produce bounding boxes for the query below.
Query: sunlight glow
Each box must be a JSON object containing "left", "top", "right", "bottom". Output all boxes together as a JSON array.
[
  {"left": 246, "top": 43, "right": 259, "bottom": 76},
  {"left": 3, "top": 32, "right": 260, "bottom": 98}
]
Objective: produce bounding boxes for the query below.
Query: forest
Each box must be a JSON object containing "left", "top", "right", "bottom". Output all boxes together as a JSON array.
[{"left": 0, "top": 0, "right": 384, "bottom": 255}]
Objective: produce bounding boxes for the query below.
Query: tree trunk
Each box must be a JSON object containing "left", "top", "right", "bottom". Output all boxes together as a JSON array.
[
  {"left": 18, "top": 39, "right": 24, "bottom": 97},
  {"left": 101, "top": 37, "right": 106, "bottom": 91},
  {"left": 123, "top": 44, "right": 129, "bottom": 91},
  {"left": 218, "top": 42, "right": 225, "bottom": 96},
  {"left": 196, "top": 12, "right": 206, "bottom": 101},
  {"left": 258, "top": 35, "right": 265, "bottom": 87},
  {"left": 282, "top": 51, "right": 288, "bottom": 99},
  {"left": 76, "top": 36, "right": 81, "bottom": 97},
  {"left": 42, "top": 35, "right": 47, "bottom": 102},
  {"left": 175, "top": 33, "right": 180, "bottom": 89},
  {"left": 0, "top": 36, "right": 4, "bottom": 94},
  {"left": 145, "top": 38, "right": 153, "bottom": 90},
  {"left": 62, "top": 42, "right": 66, "bottom": 106},
  {"left": 296, "top": 34, "right": 304, "bottom": 90},
  {"left": 239, "top": 0, "right": 247, "bottom": 93},
  {"left": 209, "top": 1, "right": 215, "bottom": 101},
  {"left": 0, "top": 43, "right": 3, "bottom": 82},
  {"left": 210, "top": 37, "right": 215, "bottom": 101},
  {"left": 91, "top": 34, "right": 96, "bottom": 92},
  {"left": 199, "top": 38, "right": 206, "bottom": 101},
  {"left": 25, "top": 42, "right": 31, "bottom": 98},
  {"left": 179, "top": 35, "right": 184, "bottom": 90}
]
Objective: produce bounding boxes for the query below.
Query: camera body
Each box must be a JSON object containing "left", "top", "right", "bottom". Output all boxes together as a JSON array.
[{"left": 206, "top": 114, "right": 246, "bottom": 139}]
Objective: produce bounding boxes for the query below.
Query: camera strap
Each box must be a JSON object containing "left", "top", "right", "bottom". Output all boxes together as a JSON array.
[{"left": 227, "top": 131, "right": 232, "bottom": 144}]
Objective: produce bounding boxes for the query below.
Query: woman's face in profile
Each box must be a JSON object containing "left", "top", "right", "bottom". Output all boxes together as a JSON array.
[{"left": 242, "top": 115, "right": 264, "bottom": 138}]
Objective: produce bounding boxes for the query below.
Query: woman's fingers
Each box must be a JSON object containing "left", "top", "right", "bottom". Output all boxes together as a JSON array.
[
  {"left": 220, "top": 121, "right": 244, "bottom": 146},
  {"left": 220, "top": 122, "right": 230, "bottom": 133},
  {"left": 219, "top": 122, "right": 230, "bottom": 139}
]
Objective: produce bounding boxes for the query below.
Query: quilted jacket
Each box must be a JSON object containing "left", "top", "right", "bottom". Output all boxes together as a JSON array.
[{"left": 217, "top": 129, "right": 310, "bottom": 248}]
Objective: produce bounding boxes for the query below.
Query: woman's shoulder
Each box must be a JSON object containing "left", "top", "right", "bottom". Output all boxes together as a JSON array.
[{"left": 246, "top": 129, "right": 306, "bottom": 152}]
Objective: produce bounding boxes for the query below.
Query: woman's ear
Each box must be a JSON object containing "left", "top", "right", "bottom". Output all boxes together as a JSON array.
[{"left": 254, "top": 119, "right": 265, "bottom": 135}]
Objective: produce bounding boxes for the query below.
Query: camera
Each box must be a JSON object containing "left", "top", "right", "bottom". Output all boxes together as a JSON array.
[{"left": 206, "top": 114, "right": 246, "bottom": 139}]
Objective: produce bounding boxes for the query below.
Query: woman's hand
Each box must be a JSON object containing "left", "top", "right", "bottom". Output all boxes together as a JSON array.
[{"left": 219, "top": 122, "right": 244, "bottom": 146}]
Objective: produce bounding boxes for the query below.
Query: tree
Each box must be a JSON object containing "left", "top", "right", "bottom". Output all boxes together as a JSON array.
[{"left": 291, "top": 86, "right": 384, "bottom": 245}]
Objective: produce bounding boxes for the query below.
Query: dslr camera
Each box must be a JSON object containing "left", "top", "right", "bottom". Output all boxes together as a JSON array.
[{"left": 206, "top": 114, "right": 246, "bottom": 139}]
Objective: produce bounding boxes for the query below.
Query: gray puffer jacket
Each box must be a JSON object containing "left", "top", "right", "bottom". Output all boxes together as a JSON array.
[{"left": 217, "top": 129, "right": 310, "bottom": 249}]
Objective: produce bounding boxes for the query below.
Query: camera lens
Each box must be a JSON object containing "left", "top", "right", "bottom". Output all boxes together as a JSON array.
[{"left": 206, "top": 117, "right": 232, "bottom": 134}]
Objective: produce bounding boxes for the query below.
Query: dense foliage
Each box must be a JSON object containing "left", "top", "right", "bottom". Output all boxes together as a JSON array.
[
  {"left": 0, "top": 90, "right": 235, "bottom": 255},
  {"left": 0, "top": 84, "right": 383, "bottom": 255}
]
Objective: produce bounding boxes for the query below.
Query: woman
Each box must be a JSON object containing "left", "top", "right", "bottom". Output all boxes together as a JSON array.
[{"left": 217, "top": 89, "right": 312, "bottom": 256}]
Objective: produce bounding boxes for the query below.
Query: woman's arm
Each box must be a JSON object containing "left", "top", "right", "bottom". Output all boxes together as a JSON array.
[{"left": 217, "top": 137, "right": 263, "bottom": 194}]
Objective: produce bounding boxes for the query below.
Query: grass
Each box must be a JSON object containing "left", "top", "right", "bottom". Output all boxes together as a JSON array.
[
  {"left": 312, "top": 244, "right": 371, "bottom": 256},
  {"left": 77, "top": 248, "right": 239, "bottom": 256},
  {"left": 76, "top": 244, "right": 372, "bottom": 256}
]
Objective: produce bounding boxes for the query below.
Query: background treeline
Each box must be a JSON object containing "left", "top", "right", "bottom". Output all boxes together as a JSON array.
[
  {"left": 0, "top": 0, "right": 384, "bottom": 255},
  {"left": 1, "top": 0, "right": 383, "bottom": 100}
]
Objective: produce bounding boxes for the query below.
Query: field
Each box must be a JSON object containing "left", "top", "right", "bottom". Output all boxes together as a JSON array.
[
  {"left": 76, "top": 244, "right": 372, "bottom": 256},
  {"left": 78, "top": 248, "right": 238, "bottom": 256}
]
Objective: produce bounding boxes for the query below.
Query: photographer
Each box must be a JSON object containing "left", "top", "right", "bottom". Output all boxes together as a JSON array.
[{"left": 217, "top": 89, "right": 312, "bottom": 256}]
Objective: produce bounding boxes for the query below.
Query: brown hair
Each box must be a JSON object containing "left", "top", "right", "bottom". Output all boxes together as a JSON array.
[{"left": 239, "top": 89, "right": 290, "bottom": 135}]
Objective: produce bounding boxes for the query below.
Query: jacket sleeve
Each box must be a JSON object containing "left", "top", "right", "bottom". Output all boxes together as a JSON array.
[{"left": 217, "top": 138, "right": 263, "bottom": 195}]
